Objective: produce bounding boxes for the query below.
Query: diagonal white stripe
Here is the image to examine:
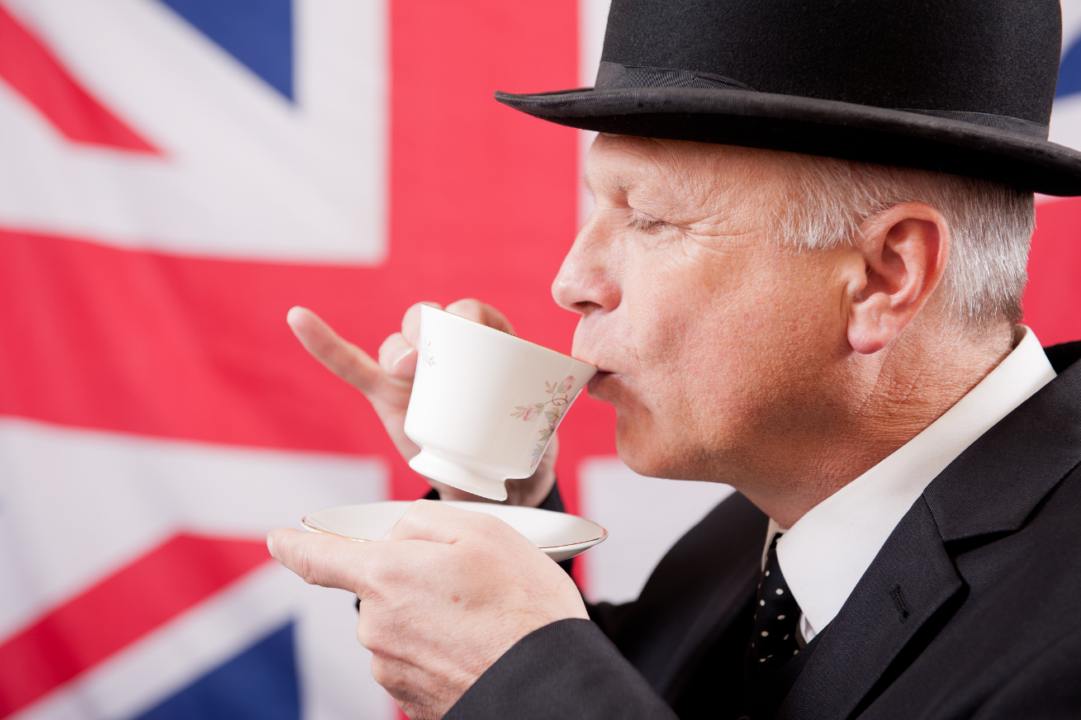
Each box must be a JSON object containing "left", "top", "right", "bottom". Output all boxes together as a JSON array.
[
  {"left": 0, "top": 418, "right": 393, "bottom": 720},
  {"left": 0, "top": 0, "right": 386, "bottom": 262},
  {"left": 7, "top": 563, "right": 394, "bottom": 720},
  {"left": 0, "top": 417, "right": 387, "bottom": 639},
  {"left": 579, "top": 457, "right": 734, "bottom": 605}
]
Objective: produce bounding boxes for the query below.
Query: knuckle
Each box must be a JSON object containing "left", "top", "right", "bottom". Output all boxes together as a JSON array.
[
  {"left": 360, "top": 561, "right": 387, "bottom": 590},
  {"left": 474, "top": 511, "right": 510, "bottom": 539},
  {"left": 401, "top": 306, "right": 429, "bottom": 344},
  {"left": 287, "top": 536, "right": 346, "bottom": 589},
  {"left": 356, "top": 617, "right": 381, "bottom": 654},
  {"left": 293, "top": 544, "right": 322, "bottom": 586},
  {"left": 356, "top": 604, "right": 397, "bottom": 657},
  {"left": 357, "top": 553, "right": 395, "bottom": 597},
  {"left": 446, "top": 298, "right": 483, "bottom": 321},
  {"left": 377, "top": 333, "right": 406, "bottom": 365},
  {"left": 369, "top": 655, "right": 389, "bottom": 686},
  {"left": 396, "top": 499, "right": 428, "bottom": 530},
  {"left": 369, "top": 655, "right": 403, "bottom": 693}
]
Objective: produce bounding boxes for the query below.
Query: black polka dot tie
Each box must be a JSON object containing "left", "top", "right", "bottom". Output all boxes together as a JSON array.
[{"left": 749, "top": 533, "right": 802, "bottom": 670}]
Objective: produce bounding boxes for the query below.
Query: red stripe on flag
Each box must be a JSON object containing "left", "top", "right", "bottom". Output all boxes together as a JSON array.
[
  {"left": 0, "top": 4, "right": 160, "bottom": 154},
  {"left": 0, "top": 224, "right": 617, "bottom": 505},
  {"left": 388, "top": 0, "right": 582, "bottom": 505},
  {"left": 1026, "top": 197, "right": 1081, "bottom": 346},
  {"left": 0, "top": 0, "right": 590, "bottom": 503},
  {"left": 0, "top": 534, "right": 270, "bottom": 718},
  {"left": 0, "top": 227, "right": 379, "bottom": 457}
]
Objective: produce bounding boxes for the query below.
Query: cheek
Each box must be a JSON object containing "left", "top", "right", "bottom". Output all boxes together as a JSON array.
[
  {"left": 620, "top": 259, "right": 702, "bottom": 391},
  {"left": 611, "top": 254, "right": 748, "bottom": 467},
  {"left": 611, "top": 243, "right": 854, "bottom": 479},
  {"left": 623, "top": 249, "right": 801, "bottom": 420},
  {"left": 626, "top": 248, "right": 761, "bottom": 385}
]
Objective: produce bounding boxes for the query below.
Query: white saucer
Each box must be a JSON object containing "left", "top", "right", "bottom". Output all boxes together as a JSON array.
[{"left": 302, "top": 501, "right": 607, "bottom": 563}]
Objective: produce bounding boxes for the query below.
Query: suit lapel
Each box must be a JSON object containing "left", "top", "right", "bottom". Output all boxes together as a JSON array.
[{"left": 777, "top": 498, "right": 961, "bottom": 719}]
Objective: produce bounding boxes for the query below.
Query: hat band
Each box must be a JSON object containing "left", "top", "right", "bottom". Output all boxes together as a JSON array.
[
  {"left": 594, "top": 61, "right": 1049, "bottom": 141},
  {"left": 901, "top": 109, "right": 1048, "bottom": 140},
  {"left": 595, "top": 61, "right": 753, "bottom": 92}
]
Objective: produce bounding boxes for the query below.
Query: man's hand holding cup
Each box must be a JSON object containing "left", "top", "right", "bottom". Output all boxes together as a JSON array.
[{"left": 285, "top": 298, "right": 561, "bottom": 507}]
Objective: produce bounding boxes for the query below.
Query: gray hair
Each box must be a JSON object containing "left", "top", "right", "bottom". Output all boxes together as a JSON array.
[{"left": 774, "top": 157, "right": 1035, "bottom": 329}]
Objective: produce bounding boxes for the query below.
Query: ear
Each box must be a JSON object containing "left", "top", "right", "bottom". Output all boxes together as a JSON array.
[{"left": 846, "top": 202, "right": 949, "bottom": 355}]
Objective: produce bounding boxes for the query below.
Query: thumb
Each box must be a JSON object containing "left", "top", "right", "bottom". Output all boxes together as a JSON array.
[
  {"left": 386, "top": 500, "right": 525, "bottom": 549},
  {"left": 268, "top": 528, "right": 373, "bottom": 594}
]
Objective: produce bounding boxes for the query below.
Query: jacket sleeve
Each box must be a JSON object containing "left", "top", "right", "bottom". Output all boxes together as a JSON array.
[{"left": 444, "top": 619, "right": 680, "bottom": 720}]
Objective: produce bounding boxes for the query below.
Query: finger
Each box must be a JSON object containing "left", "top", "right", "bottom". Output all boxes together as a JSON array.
[
  {"left": 268, "top": 527, "right": 372, "bottom": 594},
  {"left": 401, "top": 301, "right": 442, "bottom": 347},
  {"left": 287, "top": 307, "right": 383, "bottom": 395},
  {"left": 444, "top": 298, "right": 517, "bottom": 336},
  {"left": 386, "top": 499, "right": 518, "bottom": 546},
  {"left": 378, "top": 332, "right": 418, "bottom": 379},
  {"left": 369, "top": 655, "right": 456, "bottom": 717},
  {"left": 427, "top": 478, "right": 500, "bottom": 503}
]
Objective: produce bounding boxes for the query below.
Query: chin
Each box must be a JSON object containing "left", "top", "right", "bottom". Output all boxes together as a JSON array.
[{"left": 614, "top": 416, "right": 686, "bottom": 480}]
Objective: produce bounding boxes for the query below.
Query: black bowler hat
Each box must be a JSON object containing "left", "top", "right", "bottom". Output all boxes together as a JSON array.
[{"left": 496, "top": 0, "right": 1081, "bottom": 196}]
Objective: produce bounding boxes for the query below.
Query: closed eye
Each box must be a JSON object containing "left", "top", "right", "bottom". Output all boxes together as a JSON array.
[{"left": 629, "top": 212, "right": 668, "bottom": 232}]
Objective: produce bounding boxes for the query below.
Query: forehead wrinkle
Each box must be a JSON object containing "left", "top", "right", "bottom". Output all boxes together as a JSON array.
[
  {"left": 590, "top": 135, "right": 676, "bottom": 198},
  {"left": 589, "top": 136, "right": 780, "bottom": 228},
  {"left": 582, "top": 165, "right": 635, "bottom": 198},
  {"left": 638, "top": 157, "right": 743, "bottom": 227},
  {"left": 648, "top": 141, "right": 753, "bottom": 221}
]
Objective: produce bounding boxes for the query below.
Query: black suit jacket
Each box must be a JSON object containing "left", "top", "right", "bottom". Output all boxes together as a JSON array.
[{"left": 447, "top": 341, "right": 1081, "bottom": 720}]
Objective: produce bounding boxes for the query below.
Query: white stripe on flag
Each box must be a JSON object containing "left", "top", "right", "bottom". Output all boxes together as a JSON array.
[
  {"left": 579, "top": 457, "right": 735, "bottom": 605},
  {"left": 8, "top": 562, "right": 394, "bottom": 720},
  {"left": 0, "top": 0, "right": 386, "bottom": 262},
  {"left": 0, "top": 417, "right": 387, "bottom": 638}
]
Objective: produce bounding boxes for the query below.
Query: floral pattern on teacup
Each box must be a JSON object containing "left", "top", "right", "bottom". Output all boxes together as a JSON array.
[
  {"left": 511, "top": 376, "right": 576, "bottom": 465},
  {"left": 419, "top": 340, "right": 436, "bottom": 368}
]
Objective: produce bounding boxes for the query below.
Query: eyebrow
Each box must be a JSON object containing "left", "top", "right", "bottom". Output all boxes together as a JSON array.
[{"left": 583, "top": 172, "right": 639, "bottom": 197}]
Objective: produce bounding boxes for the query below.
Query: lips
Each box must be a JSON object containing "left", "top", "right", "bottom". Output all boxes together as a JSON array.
[{"left": 587, "top": 370, "right": 614, "bottom": 397}]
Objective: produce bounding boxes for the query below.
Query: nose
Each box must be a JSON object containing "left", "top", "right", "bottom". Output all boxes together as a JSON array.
[{"left": 551, "top": 211, "right": 622, "bottom": 317}]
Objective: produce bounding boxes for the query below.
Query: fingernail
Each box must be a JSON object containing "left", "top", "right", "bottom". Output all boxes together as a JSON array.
[
  {"left": 391, "top": 348, "right": 414, "bottom": 368},
  {"left": 266, "top": 534, "right": 276, "bottom": 559}
]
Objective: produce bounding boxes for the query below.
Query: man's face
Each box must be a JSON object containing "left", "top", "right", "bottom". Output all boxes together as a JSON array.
[{"left": 553, "top": 135, "right": 855, "bottom": 486}]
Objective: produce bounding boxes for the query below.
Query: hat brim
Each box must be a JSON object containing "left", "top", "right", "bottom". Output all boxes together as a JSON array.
[{"left": 495, "top": 87, "right": 1081, "bottom": 196}]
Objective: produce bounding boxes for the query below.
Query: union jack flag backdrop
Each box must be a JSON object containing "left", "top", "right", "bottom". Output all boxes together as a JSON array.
[{"left": 1, "top": 1, "right": 1079, "bottom": 718}]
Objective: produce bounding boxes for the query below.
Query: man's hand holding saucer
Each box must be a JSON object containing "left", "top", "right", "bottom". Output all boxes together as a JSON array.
[{"left": 268, "top": 500, "right": 587, "bottom": 720}]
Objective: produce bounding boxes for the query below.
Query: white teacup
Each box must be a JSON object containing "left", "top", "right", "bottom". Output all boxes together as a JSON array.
[{"left": 403, "top": 305, "right": 597, "bottom": 501}]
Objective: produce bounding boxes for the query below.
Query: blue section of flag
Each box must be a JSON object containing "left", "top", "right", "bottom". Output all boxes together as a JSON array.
[
  {"left": 155, "top": 0, "right": 294, "bottom": 101},
  {"left": 1058, "top": 36, "right": 1081, "bottom": 98},
  {"left": 130, "top": 622, "right": 301, "bottom": 720}
]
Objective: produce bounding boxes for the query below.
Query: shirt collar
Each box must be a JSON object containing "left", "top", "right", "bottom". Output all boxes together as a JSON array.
[{"left": 768, "top": 326, "right": 1056, "bottom": 641}]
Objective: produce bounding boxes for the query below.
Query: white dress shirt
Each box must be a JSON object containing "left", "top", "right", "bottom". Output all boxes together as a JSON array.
[{"left": 764, "top": 326, "right": 1057, "bottom": 645}]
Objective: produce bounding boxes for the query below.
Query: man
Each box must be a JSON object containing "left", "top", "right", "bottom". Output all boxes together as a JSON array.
[{"left": 268, "top": 1, "right": 1081, "bottom": 718}]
